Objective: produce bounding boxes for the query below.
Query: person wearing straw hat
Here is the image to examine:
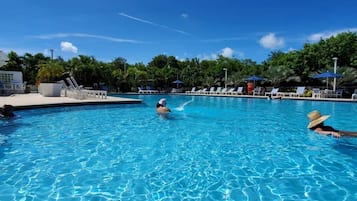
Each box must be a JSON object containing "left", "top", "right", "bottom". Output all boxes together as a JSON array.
[
  {"left": 156, "top": 98, "right": 171, "bottom": 114},
  {"left": 307, "top": 110, "right": 357, "bottom": 137}
]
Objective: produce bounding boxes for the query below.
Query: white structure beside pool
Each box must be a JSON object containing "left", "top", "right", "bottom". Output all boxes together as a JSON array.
[{"left": 0, "top": 70, "right": 25, "bottom": 95}]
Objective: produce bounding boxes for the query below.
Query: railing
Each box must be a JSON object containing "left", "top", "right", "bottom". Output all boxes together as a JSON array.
[{"left": 0, "top": 82, "right": 25, "bottom": 95}]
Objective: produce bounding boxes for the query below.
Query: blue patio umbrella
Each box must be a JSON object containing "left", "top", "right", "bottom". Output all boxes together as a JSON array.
[
  {"left": 172, "top": 79, "right": 184, "bottom": 88},
  {"left": 245, "top": 75, "right": 265, "bottom": 88},
  {"left": 245, "top": 75, "right": 265, "bottom": 81},
  {"left": 313, "top": 71, "right": 342, "bottom": 89}
]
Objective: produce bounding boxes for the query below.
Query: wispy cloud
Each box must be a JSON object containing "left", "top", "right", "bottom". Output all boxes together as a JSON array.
[
  {"left": 197, "top": 53, "right": 218, "bottom": 61},
  {"left": 118, "top": 12, "right": 191, "bottom": 36},
  {"left": 31, "top": 33, "right": 142, "bottom": 43},
  {"left": 181, "top": 13, "right": 189, "bottom": 19},
  {"left": 307, "top": 28, "right": 357, "bottom": 42},
  {"left": 0, "top": 47, "right": 40, "bottom": 56},
  {"left": 201, "top": 36, "right": 249, "bottom": 43}
]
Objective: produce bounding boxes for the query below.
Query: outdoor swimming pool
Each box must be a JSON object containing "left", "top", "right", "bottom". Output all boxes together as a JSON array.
[{"left": 1, "top": 95, "right": 356, "bottom": 200}]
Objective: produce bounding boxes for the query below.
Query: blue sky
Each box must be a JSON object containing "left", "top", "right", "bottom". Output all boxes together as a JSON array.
[{"left": 1, "top": 0, "right": 356, "bottom": 65}]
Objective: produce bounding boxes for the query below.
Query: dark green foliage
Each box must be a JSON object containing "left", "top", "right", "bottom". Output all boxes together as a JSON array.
[{"left": 1, "top": 32, "right": 356, "bottom": 91}]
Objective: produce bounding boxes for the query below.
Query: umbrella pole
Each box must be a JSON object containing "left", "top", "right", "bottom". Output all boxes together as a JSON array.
[{"left": 326, "top": 78, "right": 329, "bottom": 89}]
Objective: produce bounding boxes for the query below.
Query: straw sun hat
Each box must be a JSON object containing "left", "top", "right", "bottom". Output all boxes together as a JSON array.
[{"left": 307, "top": 110, "right": 330, "bottom": 129}]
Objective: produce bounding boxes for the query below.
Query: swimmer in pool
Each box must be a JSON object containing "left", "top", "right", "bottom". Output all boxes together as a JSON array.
[
  {"left": 307, "top": 110, "right": 357, "bottom": 138},
  {"left": 156, "top": 98, "right": 171, "bottom": 114},
  {"left": 0, "top": 104, "right": 15, "bottom": 118}
]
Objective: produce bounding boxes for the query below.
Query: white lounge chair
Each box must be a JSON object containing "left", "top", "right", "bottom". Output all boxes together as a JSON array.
[
  {"left": 234, "top": 86, "right": 243, "bottom": 95},
  {"left": 352, "top": 89, "right": 357, "bottom": 100},
  {"left": 66, "top": 77, "right": 78, "bottom": 90},
  {"left": 65, "top": 77, "right": 107, "bottom": 99},
  {"left": 226, "top": 87, "right": 235, "bottom": 94},
  {"left": 335, "top": 89, "right": 343, "bottom": 98},
  {"left": 290, "top": 86, "right": 305, "bottom": 97},
  {"left": 253, "top": 87, "right": 262, "bottom": 96},
  {"left": 64, "top": 78, "right": 87, "bottom": 99},
  {"left": 220, "top": 88, "right": 228, "bottom": 94},
  {"left": 312, "top": 88, "right": 321, "bottom": 98},
  {"left": 265, "top": 88, "right": 279, "bottom": 96},
  {"left": 208, "top": 87, "right": 215, "bottom": 94},
  {"left": 70, "top": 76, "right": 83, "bottom": 89},
  {"left": 215, "top": 87, "right": 222, "bottom": 94},
  {"left": 138, "top": 87, "right": 146, "bottom": 93},
  {"left": 197, "top": 88, "right": 207, "bottom": 94},
  {"left": 186, "top": 87, "right": 196, "bottom": 94}
]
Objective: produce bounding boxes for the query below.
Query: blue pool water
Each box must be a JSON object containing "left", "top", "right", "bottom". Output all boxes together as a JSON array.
[{"left": 1, "top": 95, "right": 357, "bottom": 200}]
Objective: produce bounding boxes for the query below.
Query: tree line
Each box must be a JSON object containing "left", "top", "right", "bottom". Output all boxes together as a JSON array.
[{"left": 1, "top": 32, "right": 356, "bottom": 92}]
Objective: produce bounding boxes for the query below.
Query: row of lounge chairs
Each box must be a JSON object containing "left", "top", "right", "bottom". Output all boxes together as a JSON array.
[
  {"left": 60, "top": 76, "right": 107, "bottom": 99},
  {"left": 136, "top": 84, "right": 356, "bottom": 99},
  {"left": 137, "top": 87, "right": 159, "bottom": 93},
  {"left": 186, "top": 86, "right": 244, "bottom": 95},
  {"left": 263, "top": 87, "right": 306, "bottom": 97},
  {"left": 186, "top": 86, "right": 357, "bottom": 99},
  {"left": 311, "top": 88, "right": 343, "bottom": 98}
]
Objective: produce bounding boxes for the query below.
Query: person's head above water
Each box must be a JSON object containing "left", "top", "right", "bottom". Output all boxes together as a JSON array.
[
  {"left": 307, "top": 110, "right": 357, "bottom": 138},
  {"left": 156, "top": 98, "right": 171, "bottom": 113},
  {"left": 1, "top": 104, "right": 15, "bottom": 118},
  {"left": 307, "top": 110, "right": 330, "bottom": 129},
  {"left": 158, "top": 98, "right": 166, "bottom": 106}
]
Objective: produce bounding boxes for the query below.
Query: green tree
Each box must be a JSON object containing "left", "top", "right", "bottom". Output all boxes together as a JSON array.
[
  {"left": 36, "top": 60, "right": 64, "bottom": 83},
  {"left": 2, "top": 51, "right": 22, "bottom": 71}
]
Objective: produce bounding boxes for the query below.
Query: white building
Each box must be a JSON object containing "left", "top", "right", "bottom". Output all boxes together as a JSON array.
[{"left": 0, "top": 70, "right": 25, "bottom": 94}]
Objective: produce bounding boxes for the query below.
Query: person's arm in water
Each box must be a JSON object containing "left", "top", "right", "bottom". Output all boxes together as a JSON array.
[
  {"left": 338, "top": 130, "right": 357, "bottom": 137},
  {"left": 313, "top": 127, "right": 341, "bottom": 138}
]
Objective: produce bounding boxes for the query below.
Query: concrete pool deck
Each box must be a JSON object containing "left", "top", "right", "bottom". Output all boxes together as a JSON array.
[{"left": 0, "top": 93, "right": 143, "bottom": 110}]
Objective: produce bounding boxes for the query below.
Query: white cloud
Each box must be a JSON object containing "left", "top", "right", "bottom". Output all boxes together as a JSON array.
[
  {"left": 181, "top": 13, "right": 188, "bottom": 18},
  {"left": 259, "top": 33, "right": 284, "bottom": 49},
  {"left": 307, "top": 28, "right": 357, "bottom": 42},
  {"left": 221, "top": 47, "right": 234, "bottom": 58},
  {"left": 308, "top": 33, "right": 326, "bottom": 42},
  {"left": 60, "top": 41, "right": 78, "bottom": 53},
  {"left": 287, "top": 47, "right": 296, "bottom": 52},
  {"left": 197, "top": 47, "right": 245, "bottom": 61},
  {"left": 197, "top": 53, "right": 217, "bottom": 61}
]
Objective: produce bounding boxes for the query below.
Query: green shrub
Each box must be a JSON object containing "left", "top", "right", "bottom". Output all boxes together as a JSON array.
[{"left": 36, "top": 61, "right": 64, "bottom": 83}]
